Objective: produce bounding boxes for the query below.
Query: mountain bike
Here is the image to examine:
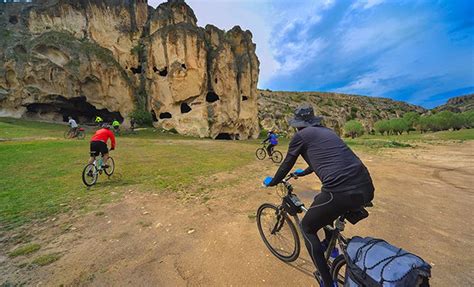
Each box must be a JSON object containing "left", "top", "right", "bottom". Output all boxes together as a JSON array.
[
  {"left": 256, "top": 143, "right": 283, "bottom": 163},
  {"left": 82, "top": 153, "right": 115, "bottom": 187},
  {"left": 64, "top": 127, "right": 85, "bottom": 139},
  {"left": 256, "top": 172, "right": 373, "bottom": 285}
]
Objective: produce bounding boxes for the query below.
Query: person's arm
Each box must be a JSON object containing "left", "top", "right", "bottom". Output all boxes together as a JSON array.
[
  {"left": 267, "top": 133, "right": 305, "bottom": 186},
  {"left": 109, "top": 130, "right": 116, "bottom": 149},
  {"left": 263, "top": 136, "right": 270, "bottom": 143}
]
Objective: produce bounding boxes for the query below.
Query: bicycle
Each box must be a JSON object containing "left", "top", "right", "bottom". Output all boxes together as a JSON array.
[
  {"left": 82, "top": 153, "right": 115, "bottom": 187},
  {"left": 256, "top": 171, "right": 373, "bottom": 286},
  {"left": 64, "top": 127, "right": 85, "bottom": 139},
  {"left": 256, "top": 143, "right": 283, "bottom": 163}
]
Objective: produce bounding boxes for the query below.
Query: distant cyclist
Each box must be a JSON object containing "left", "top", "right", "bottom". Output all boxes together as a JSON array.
[
  {"left": 263, "top": 104, "right": 374, "bottom": 287},
  {"left": 95, "top": 116, "right": 103, "bottom": 127},
  {"left": 112, "top": 119, "right": 120, "bottom": 133},
  {"left": 89, "top": 124, "right": 116, "bottom": 168},
  {"left": 263, "top": 129, "right": 279, "bottom": 156},
  {"left": 68, "top": 116, "right": 79, "bottom": 137}
]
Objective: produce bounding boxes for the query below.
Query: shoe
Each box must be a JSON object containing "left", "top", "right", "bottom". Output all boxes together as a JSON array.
[{"left": 102, "top": 164, "right": 109, "bottom": 169}]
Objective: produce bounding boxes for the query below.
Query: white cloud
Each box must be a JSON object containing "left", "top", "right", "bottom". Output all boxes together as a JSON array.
[{"left": 351, "top": 0, "right": 385, "bottom": 10}]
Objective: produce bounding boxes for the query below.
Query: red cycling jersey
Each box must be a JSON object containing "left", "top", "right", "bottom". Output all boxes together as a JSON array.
[{"left": 91, "top": 128, "right": 116, "bottom": 149}]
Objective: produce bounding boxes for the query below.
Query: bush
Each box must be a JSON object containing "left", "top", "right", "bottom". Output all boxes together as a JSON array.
[
  {"left": 130, "top": 109, "right": 153, "bottom": 127},
  {"left": 462, "top": 111, "right": 474, "bottom": 128},
  {"left": 403, "top": 112, "right": 420, "bottom": 128},
  {"left": 374, "top": 120, "right": 389, "bottom": 135},
  {"left": 344, "top": 120, "right": 364, "bottom": 138}
]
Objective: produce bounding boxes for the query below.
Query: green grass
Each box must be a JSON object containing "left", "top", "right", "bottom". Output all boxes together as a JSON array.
[
  {"left": 31, "top": 253, "right": 61, "bottom": 266},
  {"left": 0, "top": 118, "right": 255, "bottom": 231},
  {"left": 8, "top": 243, "right": 41, "bottom": 257},
  {"left": 358, "top": 129, "right": 474, "bottom": 142}
]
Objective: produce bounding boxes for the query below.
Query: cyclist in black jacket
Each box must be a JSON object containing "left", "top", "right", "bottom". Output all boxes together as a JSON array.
[{"left": 263, "top": 104, "right": 374, "bottom": 286}]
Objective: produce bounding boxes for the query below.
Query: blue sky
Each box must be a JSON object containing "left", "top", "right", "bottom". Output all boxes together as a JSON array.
[{"left": 149, "top": 0, "right": 474, "bottom": 108}]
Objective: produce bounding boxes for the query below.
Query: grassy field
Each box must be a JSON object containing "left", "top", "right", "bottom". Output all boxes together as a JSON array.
[
  {"left": 0, "top": 118, "right": 256, "bottom": 231},
  {"left": 1, "top": 117, "right": 473, "bottom": 232}
]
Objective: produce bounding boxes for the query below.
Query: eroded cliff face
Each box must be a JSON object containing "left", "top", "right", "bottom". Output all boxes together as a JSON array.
[
  {"left": 144, "top": 0, "right": 259, "bottom": 139},
  {"left": 0, "top": 0, "right": 260, "bottom": 138}
]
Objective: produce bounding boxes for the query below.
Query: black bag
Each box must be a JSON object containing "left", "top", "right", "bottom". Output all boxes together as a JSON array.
[{"left": 345, "top": 237, "right": 431, "bottom": 287}]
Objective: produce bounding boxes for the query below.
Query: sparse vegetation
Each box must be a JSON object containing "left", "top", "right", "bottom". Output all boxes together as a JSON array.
[
  {"left": 343, "top": 120, "right": 364, "bottom": 138},
  {"left": 31, "top": 253, "right": 61, "bottom": 266},
  {"left": 8, "top": 243, "right": 41, "bottom": 257}
]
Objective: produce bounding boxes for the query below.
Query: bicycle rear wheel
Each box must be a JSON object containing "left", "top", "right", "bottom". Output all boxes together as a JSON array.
[
  {"left": 82, "top": 164, "right": 98, "bottom": 186},
  {"left": 256, "top": 148, "right": 266, "bottom": 160},
  {"left": 77, "top": 130, "right": 85, "bottom": 140},
  {"left": 271, "top": 151, "right": 283, "bottom": 163},
  {"left": 330, "top": 255, "right": 346, "bottom": 286},
  {"left": 256, "top": 203, "right": 300, "bottom": 262},
  {"left": 104, "top": 157, "right": 115, "bottom": 176}
]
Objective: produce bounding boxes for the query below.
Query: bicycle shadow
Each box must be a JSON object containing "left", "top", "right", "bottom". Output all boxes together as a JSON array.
[
  {"left": 284, "top": 255, "right": 315, "bottom": 278},
  {"left": 84, "top": 172, "right": 136, "bottom": 190}
]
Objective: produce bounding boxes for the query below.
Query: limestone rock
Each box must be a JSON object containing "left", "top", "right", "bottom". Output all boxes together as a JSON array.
[{"left": 0, "top": 0, "right": 260, "bottom": 138}]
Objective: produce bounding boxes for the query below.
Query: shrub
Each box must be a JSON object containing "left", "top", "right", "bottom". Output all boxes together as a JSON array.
[
  {"left": 374, "top": 120, "right": 389, "bottom": 135},
  {"left": 130, "top": 109, "right": 153, "bottom": 126},
  {"left": 344, "top": 120, "right": 364, "bottom": 138}
]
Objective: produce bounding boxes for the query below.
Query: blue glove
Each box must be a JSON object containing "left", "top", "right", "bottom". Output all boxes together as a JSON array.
[
  {"left": 263, "top": 176, "right": 273, "bottom": 187},
  {"left": 294, "top": 168, "right": 304, "bottom": 175}
]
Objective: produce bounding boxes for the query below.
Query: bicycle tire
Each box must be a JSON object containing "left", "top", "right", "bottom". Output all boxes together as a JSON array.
[
  {"left": 104, "top": 157, "right": 115, "bottom": 176},
  {"left": 77, "top": 130, "right": 85, "bottom": 140},
  {"left": 271, "top": 150, "right": 283, "bottom": 163},
  {"left": 64, "top": 130, "right": 71, "bottom": 139},
  {"left": 330, "top": 254, "right": 346, "bottom": 286},
  {"left": 82, "top": 164, "right": 98, "bottom": 187},
  {"left": 256, "top": 203, "right": 300, "bottom": 262},
  {"left": 256, "top": 148, "right": 266, "bottom": 160}
]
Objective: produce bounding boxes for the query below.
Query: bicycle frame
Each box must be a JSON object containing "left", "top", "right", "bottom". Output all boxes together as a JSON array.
[{"left": 277, "top": 174, "right": 349, "bottom": 262}]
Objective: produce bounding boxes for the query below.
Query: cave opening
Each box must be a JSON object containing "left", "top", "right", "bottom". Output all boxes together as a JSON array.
[
  {"left": 214, "top": 78, "right": 218, "bottom": 84},
  {"left": 159, "top": 112, "right": 172, "bottom": 119},
  {"left": 242, "top": 95, "right": 248, "bottom": 101},
  {"left": 130, "top": 65, "right": 142, "bottom": 74},
  {"left": 181, "top": 63, "right": 187, "bottom": 69},
  {"left": 215, "top": 133, "right": 233, "bottom": 140},
  {"left": 24, "top": 96, "right": 123, "bottom": 124},
  {"left": 180, "top": 103, "right": 192, "bottom": 113},
  {"left": 206, "top": 91, "right": 220, "bottom": 103},
  {"left": 151, "top": 110, "right": 158, "bottom": 122},
  {"left": 153, "top": 66, "right": 158, "bottom": 73},
  {"left": 9, "top": 16, "right": 18, "bottom": 25},
  {"left": 158, "top": 67, "right": 168, "bottom": 77}
]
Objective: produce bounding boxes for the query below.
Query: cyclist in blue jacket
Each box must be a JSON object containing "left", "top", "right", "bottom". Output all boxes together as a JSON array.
[{"left": 263, "top": 129, "right": 279, "bottom": 156}]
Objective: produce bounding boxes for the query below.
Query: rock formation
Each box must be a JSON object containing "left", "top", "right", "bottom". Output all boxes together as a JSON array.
[
  {"left": 258, "top": 90, "right": 426, "bottom": 136},
  {"left": 0, "top": 0, "right": 260, "bottom": 139}
]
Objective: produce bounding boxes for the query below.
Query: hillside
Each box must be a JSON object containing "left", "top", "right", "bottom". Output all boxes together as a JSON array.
[
  {"left": 258, "top": 90, "right": 426, "bottom": 135},
  {"left": 432, "top": 94, "right": 474, "bottom": 113}
]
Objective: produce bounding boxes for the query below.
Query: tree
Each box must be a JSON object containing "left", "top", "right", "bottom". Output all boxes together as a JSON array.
[
  {"left": 403, "top": 112, "right": 420, "bottom": 131},
  {"left": 462, "top": 111, "right": 474, "bottom": 128},
  {"left": 389, "top": 118, "right": 410, "bottom": 135},
  {"left": 374, "top": 120, "right": 389, "bottom": 135},
  {"left": 344, "top": 120, "right": 364, "bottom": 138}
]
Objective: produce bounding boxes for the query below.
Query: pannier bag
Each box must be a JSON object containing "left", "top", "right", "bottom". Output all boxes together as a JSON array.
[{"left": 345, "top": 237, "right": 431, "bottom": 287}]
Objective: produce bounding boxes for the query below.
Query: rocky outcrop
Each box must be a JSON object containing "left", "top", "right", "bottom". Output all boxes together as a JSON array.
[
  {"left": 144, "top": 0, "right": 259, "bottom": 139},
  {"left": 258, "top": 90, "right": 426, "bottom": 136},
  {"left": 0, "top": 0, "right": 260, "bottom": 138},
  {"left": 432, "top": 94, "right": 474, "bottom": 113}
]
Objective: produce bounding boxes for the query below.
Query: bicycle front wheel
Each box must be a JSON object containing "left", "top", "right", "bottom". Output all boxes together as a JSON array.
[
  {"left": 64, "top": 130, "right": 71, "bottom": 139},
  {"left": 256, "top": 148, "right": 266, "bottom": 160},
  {"left": 330, "top": 255, "right": 346, "bottom": 286},
  {"left": 271, "top": 151, "right": 283, "bottom": 163},
  {"left": 256, "top": 203, "right": 300, "bottom": 262},
  {"left": 104, "top": 157, "right": 115, "bottom": 176},
  {"left": 82, "top": 164, "right": 98, "bottom": 187}
]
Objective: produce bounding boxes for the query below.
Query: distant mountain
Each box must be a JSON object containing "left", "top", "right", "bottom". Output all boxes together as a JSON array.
[
  {"left": 432, "top": 94, "right": 474, "bottom": 113},
  {"left": 258, "top": 90, "right": 426, "bottom": 136}
]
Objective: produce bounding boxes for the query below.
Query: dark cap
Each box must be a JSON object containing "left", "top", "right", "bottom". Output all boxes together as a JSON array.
[{"left": 288, "top": 104, "right": 323, "bottom": 128}]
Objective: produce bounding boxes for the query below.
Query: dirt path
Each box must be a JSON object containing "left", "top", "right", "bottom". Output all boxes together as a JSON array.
[{"left": 2, "top": 142, "right": 473, "bottom": 286}]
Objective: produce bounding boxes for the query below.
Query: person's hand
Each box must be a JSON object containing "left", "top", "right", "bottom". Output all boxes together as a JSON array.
[
  {"left": 290, "top": 168, "right": 305, "bottom": 177},
  {"left": 263, "top": 176, "right": 273, "bottom": 187}
]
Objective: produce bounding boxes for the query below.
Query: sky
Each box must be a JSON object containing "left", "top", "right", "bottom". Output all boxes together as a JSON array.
[{"left": 149, "top": 0, "right": 474, "bottom": 108}]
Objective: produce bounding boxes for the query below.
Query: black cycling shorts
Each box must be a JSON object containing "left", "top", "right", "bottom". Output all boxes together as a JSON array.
[{"left": 90, "top": 141, "right": 108, "bottom": 156}]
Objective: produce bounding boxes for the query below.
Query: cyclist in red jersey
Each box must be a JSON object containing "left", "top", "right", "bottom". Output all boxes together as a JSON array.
[{"left": 89, "top": 124, "right": 116, "bottom": 167}]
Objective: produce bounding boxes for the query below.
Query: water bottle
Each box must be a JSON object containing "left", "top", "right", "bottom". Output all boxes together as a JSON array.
[{"left": 330, "top": 247, "right": 339, "bottom": 259}]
